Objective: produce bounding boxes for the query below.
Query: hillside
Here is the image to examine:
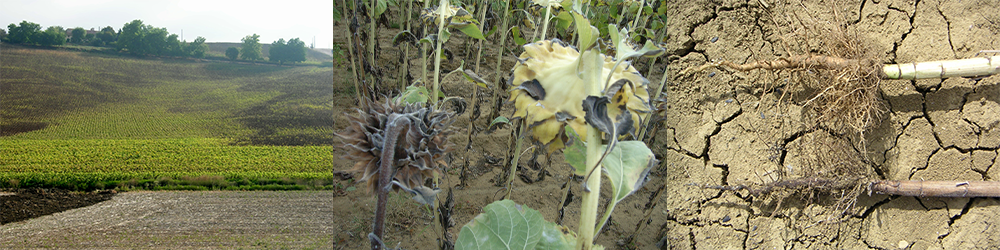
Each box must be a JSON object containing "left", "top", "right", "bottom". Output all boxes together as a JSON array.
[
  {"left": 205, "top": 42, "right": 333, "bottom": 62},
  {"left": 1, "top": 43, "right": 339, "bottom": 143},
  {"left": 0, "top": 43, "right": 352, "bottom": 190}
]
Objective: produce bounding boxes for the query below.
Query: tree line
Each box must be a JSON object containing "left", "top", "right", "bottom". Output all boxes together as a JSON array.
[
  {"left": 3, "top": 19, "right": 308, "bottom": 65},
  {"left": 225, "top": 34, "right": 307, "bottom": 65}
]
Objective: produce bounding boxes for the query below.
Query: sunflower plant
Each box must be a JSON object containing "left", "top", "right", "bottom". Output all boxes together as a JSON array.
[{"left": 456, "top": 1, "right": 662, "bottom": 249}]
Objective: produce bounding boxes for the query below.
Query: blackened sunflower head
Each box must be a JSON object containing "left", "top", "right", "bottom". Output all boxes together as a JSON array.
[{"left": 336, "top": 99, "right": 455, "bottom": 194}]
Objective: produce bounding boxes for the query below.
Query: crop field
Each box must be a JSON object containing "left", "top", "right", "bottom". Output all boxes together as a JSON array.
[{"left": 1, "top": 43, "right": 338, "bottom": 190}]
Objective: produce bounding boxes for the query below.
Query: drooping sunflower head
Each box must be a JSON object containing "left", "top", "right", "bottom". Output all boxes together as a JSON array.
[
  {"left": 336, "top": 99, "right": 454, "bottom": 194},
  {"left": 420, "top": 5, "right": 476, "bottom": 28},
  {"left": 528, "top": 0, "right": 564, "bottom": 15},
  {"left": 508, "top": 39, "right": 652, "bottom": 153}
]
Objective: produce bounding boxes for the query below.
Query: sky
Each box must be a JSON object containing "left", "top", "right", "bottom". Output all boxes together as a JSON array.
[{"left": 0, "top": 0, "right": 335, "bottom": 48}]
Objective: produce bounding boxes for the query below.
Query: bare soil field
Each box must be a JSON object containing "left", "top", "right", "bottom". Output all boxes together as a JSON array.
[{"left": 1, "top": 191, "right": 334, "bottom": 249}]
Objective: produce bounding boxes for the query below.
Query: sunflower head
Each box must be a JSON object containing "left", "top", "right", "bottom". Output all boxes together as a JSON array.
[
  {"left": 420, "top": 5, "right": 476, "bottom": 28},
  {"left": 336, "top": 99, "right": 454, "bottom": 194},
  {"left": 508, "top": 39, "right": 652, "bottom": 153}
]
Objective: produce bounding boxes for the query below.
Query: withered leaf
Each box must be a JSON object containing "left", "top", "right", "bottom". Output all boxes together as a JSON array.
[{"left": 582, "top": 96, "right": 633, "bottom": 137}]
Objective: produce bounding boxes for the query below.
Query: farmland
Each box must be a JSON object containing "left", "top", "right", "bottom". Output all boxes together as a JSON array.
[{"left": 1, "top": 43, "right": 340, "bottom": 190}]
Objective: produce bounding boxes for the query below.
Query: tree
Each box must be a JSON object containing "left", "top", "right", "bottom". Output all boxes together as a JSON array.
[
  {"left": 0, "top": 28, "right": 7, "bottom": 42},
  {"left": 166, "top": 33, "right": 183, "bottom": 56},
  {"left": 240, "top": 34, "right": 262, "bottom": 63},
  {"left": 186, "top": 36, "right": 208, "bottom": 58},
  {"left": 7, "top": 21, "right": 41, "bottom": 44},
  {"left": 268, "top": 38, "right": 287, "bottom": 65},
  {"left": 89, "top": 37, "right": 104, "bottom": 47},
  {"left": 286, "top": 38, "right": 307, "bottom": 64},
  {"left": 97, "top": 26, "right": 116, "bottom": 45},
  {"left": 32, "top": 26, "right": 65, "bottom": 46},
  {"left": 225, "top": 47, "right": 239, "bottom": 62},
  {"left": 144, "top": 27, "right": 168, "bottom": 56},
  {"left": 71, "top": 27, "right": 85, "bottom": 44},
  {"left": 118, "top": 20, "right": 145, "bottom": 54}
]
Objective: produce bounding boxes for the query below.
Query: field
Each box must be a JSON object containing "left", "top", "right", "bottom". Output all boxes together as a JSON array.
[{"left": 1, "top": 43, "right": 343, "bottom": 191}]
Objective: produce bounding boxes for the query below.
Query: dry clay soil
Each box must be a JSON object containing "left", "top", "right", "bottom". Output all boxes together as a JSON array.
[{"left": 1, "top": 0, "right": 999, "bottom": 249}]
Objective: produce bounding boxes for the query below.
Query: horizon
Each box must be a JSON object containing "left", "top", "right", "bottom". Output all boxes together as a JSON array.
[{"left": 0, "top": 0, "right": 335, "bottom": 49}]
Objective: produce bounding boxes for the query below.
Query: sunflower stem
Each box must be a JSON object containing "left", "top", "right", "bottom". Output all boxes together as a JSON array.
[
  {"left": 432, "top": 0, "right": 448, "bottom": 106},
  {"left": 505, "top": 120, "right": 526, "bottom": 199},
  {"left": 578, "top": 48, "right": 604, "bottom": 250},
  {"left": 371, "top": 115, "right": 410, "bottom": 250},
  {"left": 343, "top": 0, "right": 364, "bottom": 105},
  {"left": 882, "top": 55, "right": 1000, "bottom": 79},
  {"left": 488, "top": 0, "right": 510, "bottom": 121},
  {"left": 540, "top": 2, "right": 552, "bottom": 41}
]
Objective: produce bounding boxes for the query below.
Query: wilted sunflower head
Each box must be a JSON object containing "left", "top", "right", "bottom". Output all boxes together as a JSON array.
[
  {"left": 336, "top": 99, "right": 454, "bottom": 195},
  {"left": 529, "top": 0, "right": 564, "bottom": 15},
  {"left": 420, "top": 5, "right": 476, "bottom": 28},
  {"left": 508, "top": 39, "right": 652, "bottom": 153}
]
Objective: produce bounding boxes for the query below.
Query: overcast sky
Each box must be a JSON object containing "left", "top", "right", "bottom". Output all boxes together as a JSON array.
[{"left": 0, "top": 0, "right": 335, "bottom": 48}]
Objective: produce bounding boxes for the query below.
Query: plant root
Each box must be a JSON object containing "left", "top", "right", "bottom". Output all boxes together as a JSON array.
[
  {"left": 679, "top": 55, "right": 873, "bottom": 76},
  {"left": 694, "top": 176, "right": 862, "bottom": 198}
]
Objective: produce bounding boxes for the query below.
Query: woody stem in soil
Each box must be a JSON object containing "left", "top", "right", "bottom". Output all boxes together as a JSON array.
[{"left": 370, "top": 115, "right": 410, "bottom": 250}]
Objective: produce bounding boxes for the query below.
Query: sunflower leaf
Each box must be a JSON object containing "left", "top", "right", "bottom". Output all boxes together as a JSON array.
[{"left": 455, "top": 200, "right": 577, "bottom": 250}]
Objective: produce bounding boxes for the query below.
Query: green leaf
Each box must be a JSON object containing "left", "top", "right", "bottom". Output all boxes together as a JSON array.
[
  {"left": 395, "top": 86, "right": 432, "bottom": 104},
  {"left": 609, "top": 25, "right": 664, "bottom": 61},
  {"left": 456, "top": 200, "right": 576, "bottom": 250},
  {"left": 373, "top": 0, "right": 388, "bottom": 18},
  {"left": 563, "top": 126, "right": 587, "bottom": 176},
  {"left": 419, "top": 35, "right": 435, "bottom": 45},
  {"left": 594, "top": 140, "right": 655, "bottom": 235},
  {"left": 485, "top": 24, "right": 499, "bottom": 38},
  {"left": 572, "top": 11, "right": 596, "bottom": 50},
  {"left": 555, "top": 11, "right": 573, "bottom": 31},
  {"left": 441, "top": 29, "right": 452, "bottom": 44},
  {"left": 333, "top": 6, "right": 343, "bottom": 21},
  {"left": 489, "top": 116, "right": 509, "bottom": 128},
  {"left": 602, "top": 141, "right": 655, "bottom": 205},
  {"left": 486, "top": 116, "right": 510, "bottom": 133},
  {"left": 511, "top": 26, "right": 527, "bottom": 46},
  {"left": 457, "top": 24, "right": 486, "bottom": 40}
]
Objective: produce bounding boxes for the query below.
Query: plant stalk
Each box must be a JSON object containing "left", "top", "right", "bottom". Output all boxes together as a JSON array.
[
  {"left": 401, "top": 0, "right": 414, "bottom": 91},
  {"left": 577, "top": 48, "right": 604, "bottom": 250},
  {"left": 628, "top": 0, "right": 645, "bottom": 31},
  {"left": 432, "top": 0, "right": 448, "bottom": 106},
  {"left": 342, "top": 0, "right": 364, "bottom": 104},
  {"left": 505, "top": 120, "right": 526, "bottom": 199},
  {"left": 371, "top": 115, "right": 410, "bottom": 250},
  {"left": 369, "top": 0, "right": 377, "bottom": 85},
  {"left": 637, "top": 64, "right": 668, "bottom": 140},
  {"left": 870, "top": 180, "right": 1000, "bottom": 197},
  {"left": 540, "top": 2, "right": 552, "bottom": 41},
  {"left": 473, "top": 0, "right": 488, "bottom": 72},
  {"left": 420, "top": 0, "right": 431, "bottom": 87},
  {"left": 488, "top": 0, "right": 511, "bottom": 121},
  {"left": 882, "top": 55, "right": 1000, "bottom": 79}
]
